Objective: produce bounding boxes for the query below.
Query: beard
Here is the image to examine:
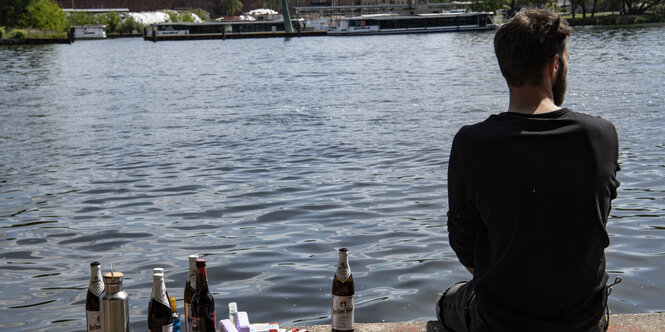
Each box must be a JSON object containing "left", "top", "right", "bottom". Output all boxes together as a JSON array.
[{"left": 552, "top": 58, "right": 567, "bottom": 106}]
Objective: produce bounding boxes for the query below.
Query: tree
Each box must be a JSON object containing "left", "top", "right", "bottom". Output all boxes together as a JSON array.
[
  {"left": 24, "top": 0, "right": 68, "bottom": 31},
  {"left": 68, "top": 12, "right": 97, "bottom": 25},
  {"left": 0, "top": 0, "right": 33, "bottom": 28},
  {"left": 99, "top": 11, "right": 122, "bottom": 33},
  {"left": 622, "top": 0, "right": 663, "bottom": 14},
  {"left": 117, "top": 16, "right": 144, "bottom": 34},
  {"left": 220, "top": 0, "right": 243, "bottom": 16},
  {"left": 470, "top": 0, "right": 507, "bottom": 13}
]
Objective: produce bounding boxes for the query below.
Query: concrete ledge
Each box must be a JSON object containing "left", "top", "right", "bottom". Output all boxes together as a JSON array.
[{"left": 290, "top": 313, "right": 665, "bottom": 332}]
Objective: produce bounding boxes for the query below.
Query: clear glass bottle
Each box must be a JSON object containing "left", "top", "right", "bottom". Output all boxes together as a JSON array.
[
  {"left": 332, "top": 248, "right": 354, "bottom": 332},
  {"left": 191, "top": 259, "right": 215, "bottom": 332},
  {"left": 86, "top": 261, "right": 104, "bottom": 331}
]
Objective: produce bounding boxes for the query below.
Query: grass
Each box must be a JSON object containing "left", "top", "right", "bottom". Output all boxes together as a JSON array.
[{"left": 0, "top": 28, "right": 67, "bottom": 40}]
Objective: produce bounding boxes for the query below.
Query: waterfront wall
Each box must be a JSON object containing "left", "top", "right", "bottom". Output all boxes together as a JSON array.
[{"left": 289, "top": 313, "right": 665, "bottom": 332}]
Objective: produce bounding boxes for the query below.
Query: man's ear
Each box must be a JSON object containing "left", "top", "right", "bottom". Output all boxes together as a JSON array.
[{"left": 549, "top": 53, "right": 560, "bottom": 78}]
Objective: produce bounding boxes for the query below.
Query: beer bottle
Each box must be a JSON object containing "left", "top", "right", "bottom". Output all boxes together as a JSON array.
[
  {"left": 184, "top": 254, "right": 198, "bottom": 332},
  {"left": 86, "top": 261, "right": 104, "bottom": 331},
  {"left": 191, "top": 259, "right": 216, "bottom": 331},
  {"left": 148, "top": 271, "right": 173, "bottom": 332},
  {"left": 332, "top": 248, "right": 354, "bottom": 332}
]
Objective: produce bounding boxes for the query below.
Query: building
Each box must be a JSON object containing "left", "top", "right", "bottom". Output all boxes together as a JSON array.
[{"left": 56, "top": 0, "right": 279, "bottom": 15}]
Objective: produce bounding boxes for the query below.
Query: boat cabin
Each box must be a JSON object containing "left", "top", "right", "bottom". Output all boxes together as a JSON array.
[{"left": 72, "top": 25, "right": 107, "bottom": 39}]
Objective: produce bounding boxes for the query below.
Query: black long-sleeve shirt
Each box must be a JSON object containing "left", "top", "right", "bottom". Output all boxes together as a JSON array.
[{"left": 447, "top": 108, "right": 620, "bottom": 331}]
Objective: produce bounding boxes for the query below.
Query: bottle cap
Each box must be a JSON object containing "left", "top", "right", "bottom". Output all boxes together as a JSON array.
[
  {"left": 169, "top": 296, "right": 177, "bottom": 313},
  {"left": 103, "top": 271, "right": 124, "bottom": 283},
  {"left": 91, "top": 261, "right": 100, "bottom": 267},
  {"left": 153, "top": 267, "right": 164, "bottom": 275}
]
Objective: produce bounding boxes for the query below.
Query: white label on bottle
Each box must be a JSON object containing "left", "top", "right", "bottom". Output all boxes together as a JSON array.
[
  {"left": 332, "top": 295, "right": 354, "bottom": 330},
  {"left": 162, "top": 323, "right": 173, "bottom": 332},
  {"left": 336, "top": 262, "right": 350, "bottom": 282},
  {"left": 86, "top": 311, "right": 101, "bottom": 331}
]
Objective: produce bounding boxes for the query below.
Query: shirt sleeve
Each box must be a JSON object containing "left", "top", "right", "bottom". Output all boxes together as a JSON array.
[{"left": 447, "top": 128, "right": 481, "bottom": 269}]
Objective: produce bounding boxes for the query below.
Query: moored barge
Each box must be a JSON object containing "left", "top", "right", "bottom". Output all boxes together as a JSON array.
[
  {"left": 326, "top": 11, "right": 496, "bottom": 36},
  {"left": 144, "top": 21, "right": 326, "bottom": 41}
]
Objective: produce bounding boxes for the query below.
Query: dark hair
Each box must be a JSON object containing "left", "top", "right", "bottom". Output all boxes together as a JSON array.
[{"left": 494, "top": 9, "right": 573, "bottom": 87}]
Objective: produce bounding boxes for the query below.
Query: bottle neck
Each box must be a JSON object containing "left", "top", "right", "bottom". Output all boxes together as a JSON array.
[
  {"left": 89, "top": 265, "right": 104, "bottom": 296},
  {"left": 188, "top": 257, "right": 197, "bottom": 289},
  {"left": 336, "top": 250, "right": 351, "bottom": 282},
  {"left": 105, "top": 281, "right": 123, "bottom": 294},
  {"left": 195, "top": 266, "right": 208, "bottom": 292},
  {"left": 152, "top": 274, "right": 169, "bottom": 306}
]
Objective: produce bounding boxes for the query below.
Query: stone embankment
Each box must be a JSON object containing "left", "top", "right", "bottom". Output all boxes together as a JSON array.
[{"left": 290, "top": 313, "right": 665, "bottom": 331}]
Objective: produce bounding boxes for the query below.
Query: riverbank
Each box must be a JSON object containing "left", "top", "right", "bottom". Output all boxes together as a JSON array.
[
  {"left": 565, "top": 13, "right": 665, "bottom": 26},
  {"left": 289, "top": 313, "right": 665, "bottom": 331},
  {"left": 0, "top": 38, "right": 70, "bottom": 45}
]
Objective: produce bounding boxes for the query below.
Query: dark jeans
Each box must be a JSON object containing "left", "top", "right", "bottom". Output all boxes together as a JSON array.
[{"left": 436, "top": 281, "right": 609, "bottom": 332}]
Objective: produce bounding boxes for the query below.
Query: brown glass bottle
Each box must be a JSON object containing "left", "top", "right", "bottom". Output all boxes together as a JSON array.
[
  {"left": 86, "top": 262, "right": 104, "bottom": 331},
  {"left": 184, "top": 254, "right": 198, "bottom": 332},
  {"left": 332, "top": 248, "right": 354, "bottom": 332},
  {"left": 191, "top": 259, "right": 215, "bottom": 332}
]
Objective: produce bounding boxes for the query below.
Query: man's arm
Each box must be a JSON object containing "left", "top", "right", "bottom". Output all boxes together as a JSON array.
[{"left": 447, "top": 129, "right": 480, "bottom": 273}]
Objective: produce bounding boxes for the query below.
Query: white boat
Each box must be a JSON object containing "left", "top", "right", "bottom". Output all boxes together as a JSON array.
[
  {"left": 72, "top": 25, "right": 107, "bottom": 39},
  {"left": 326, "top": 11, "right": 496, "bottom": 36}
]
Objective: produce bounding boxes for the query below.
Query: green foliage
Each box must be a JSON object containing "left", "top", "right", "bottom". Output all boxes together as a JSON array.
[
  {"left": 566, "top": 13, "right": 665, "bottom": 25},
  {"left": 189, "top": 8, "right": 211, "bottom": 21},
  {"left": 181, "top": 13, "right": 197, "bottom": 23},
  {"left": 117, "top": 16, "right": 144, "bottom": 34},
  {"left": 0, "top": 0, "right": 32, "bottom": 28},
  {"left": 165, "top": 10, "right": 206, "bottom": 22},
  {"left": 21, "top": 28, "right": 67, "bottom": 38},
  {"left": 9, "top": 29, "right": 28, "bottom": 39},
  {"left": 470, "top": 0, "right": 507, "bottom": 13},
  {"left": 99, "top": 11, "right": 122, "bottom": 33},
  {"left": 24, "top": 0, "right": 68, "bottom": 32},
  {"left": 167, "top": 10, "right": 180, "bottom": 22},
  {"left": 68, "top": 12, "right": 97, "bottom": 26},
  {"left": 0, "top": 26, "right": 5, "bottom": 38},
  {"left": 220, "top": 0, "right": 243, "bottom": 16}
]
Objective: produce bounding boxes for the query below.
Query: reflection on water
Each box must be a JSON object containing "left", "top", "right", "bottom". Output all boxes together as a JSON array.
[{"left": 1, "top": 25, "right": 664, "bottom": 331}]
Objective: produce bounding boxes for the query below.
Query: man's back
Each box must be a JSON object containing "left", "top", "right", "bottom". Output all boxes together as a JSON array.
[{"left": 447, "top": 108, "right": 620, "bottom": 331}]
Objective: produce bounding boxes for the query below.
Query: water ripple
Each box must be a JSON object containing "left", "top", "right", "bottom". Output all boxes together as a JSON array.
[{"left": 1, "top": 26, "right": 664, "bottom": 330}]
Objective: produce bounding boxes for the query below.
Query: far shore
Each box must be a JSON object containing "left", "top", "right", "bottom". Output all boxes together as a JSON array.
[
  {"left": 2, "top": 12, "right": 664, "bottom": 45},
  {"left": 563, "top": 12, "right": 665, "bottom": 26}
]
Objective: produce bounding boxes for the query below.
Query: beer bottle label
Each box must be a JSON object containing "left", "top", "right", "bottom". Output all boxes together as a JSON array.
[
  {"left": 161, "top": 323, "right": 173, "bottom": 332},
  {"left": 332, "top": 295, "right": 354, "bottom": 330},
  {"left": 335, "top": 261, "right": 350, "bottom": 282},
  {"left": 89, "top": 273, "right": 104, "bottom": 297},
  {"left": 86, "top": 311, "right": 101, "bottom": 331}
]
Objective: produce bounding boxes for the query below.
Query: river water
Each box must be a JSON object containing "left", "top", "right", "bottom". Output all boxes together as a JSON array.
[{"left": 1, "top": 24, "right": 664, "bottom": 331}]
